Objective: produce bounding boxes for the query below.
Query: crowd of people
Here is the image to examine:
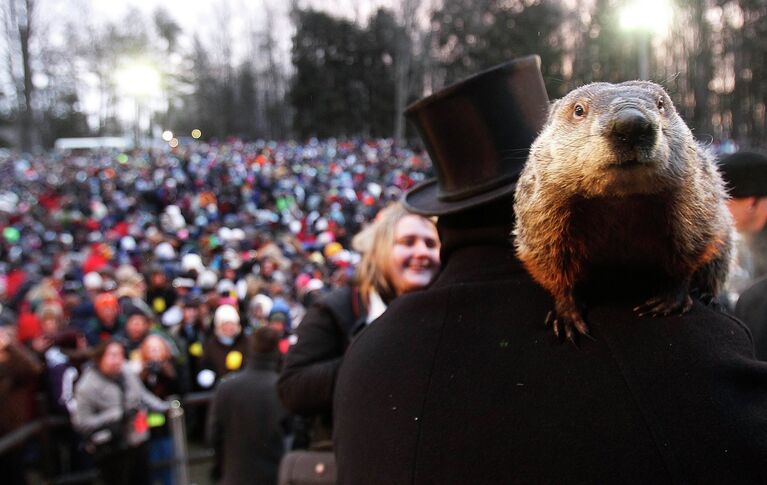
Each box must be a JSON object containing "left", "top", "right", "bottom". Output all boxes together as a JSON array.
[{"left": 0, "top": 137, "right": 434, "bottom": 483}]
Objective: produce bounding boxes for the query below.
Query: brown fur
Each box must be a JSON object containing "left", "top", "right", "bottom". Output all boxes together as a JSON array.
[{"left": 513, "top": 81, "right": 733, "bottom": 342}]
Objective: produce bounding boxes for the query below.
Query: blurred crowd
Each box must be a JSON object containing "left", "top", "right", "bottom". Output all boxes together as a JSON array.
[{"left": 0, "top": 137, "right": 432, "bottom": 483}]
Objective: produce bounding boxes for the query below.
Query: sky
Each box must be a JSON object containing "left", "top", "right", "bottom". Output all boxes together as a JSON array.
[
  {"left": 58, "top": 0, "right": 402, "bottom": 132},
  {"left": 81, "top": 0, "right": 405, "bottom": 70},
  {"left": 87, "top": 0, "right": 399, "bottom": 37}
]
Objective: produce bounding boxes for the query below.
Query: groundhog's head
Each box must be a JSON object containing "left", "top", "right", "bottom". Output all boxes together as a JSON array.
[{"left": 527, "top": 81, "right": 696, "bottom": 197}]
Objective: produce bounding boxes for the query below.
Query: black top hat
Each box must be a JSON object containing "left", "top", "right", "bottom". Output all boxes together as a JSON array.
[
  {"left": 403, "top": 55, "right": 550, "bottom": 216},
  {"left": 719, "top": 151, "right": 767, "bottom": 198}
]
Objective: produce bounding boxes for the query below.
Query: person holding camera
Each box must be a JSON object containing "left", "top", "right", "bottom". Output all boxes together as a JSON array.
[
  {"left": 71, "top": 339, "right": 169, "bottom": 485},
  {"left": 139, "top": 334, "right": 181, "bottom": 485}
]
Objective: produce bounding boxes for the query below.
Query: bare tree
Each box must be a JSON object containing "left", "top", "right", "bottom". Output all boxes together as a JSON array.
[
  {"left": 3, "top": 0, "right": 36, "bottom": 151},
  {"left": 393, "top": 0, "right": 421, "bottom": 146}
]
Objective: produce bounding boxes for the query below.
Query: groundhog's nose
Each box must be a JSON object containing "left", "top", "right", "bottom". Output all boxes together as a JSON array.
[{"left": 607, "top": 108, "right": 655, "bottom": 146}]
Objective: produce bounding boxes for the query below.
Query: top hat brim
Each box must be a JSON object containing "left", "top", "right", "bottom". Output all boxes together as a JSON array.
[{"left": 403, "top": 177, "right": 518, "bottom": 216}]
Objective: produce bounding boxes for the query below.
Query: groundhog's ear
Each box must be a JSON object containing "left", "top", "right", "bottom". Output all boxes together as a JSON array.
[{"left": 545, "top": 99, "right": 564, "bottom": 122}]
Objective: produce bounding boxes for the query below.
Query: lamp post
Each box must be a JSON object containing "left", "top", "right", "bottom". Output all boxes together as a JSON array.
[{"left": 619, "top": 0, "right": 673, "bottom": 80}]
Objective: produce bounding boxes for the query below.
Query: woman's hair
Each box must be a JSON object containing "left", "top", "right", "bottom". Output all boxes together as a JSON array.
[
  {"left": 91, "top": 338, "right": 126, "bottom": 364},
  {"left": 139, "top": 334, "right": 172, "bottom": 362},
  {"left": 352, "top": 202, "right": 429, "bottom": 304},
  {"left": 36, "top": 302, "right": 63, "bottom": 321}
]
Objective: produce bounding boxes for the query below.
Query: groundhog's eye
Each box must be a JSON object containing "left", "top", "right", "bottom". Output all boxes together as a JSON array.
[
  {"left": 657, "top": 97, "right": 665, "bottom": 112},
  {"left": 573, "top": 104, "right": 586, "bottom": 119}
]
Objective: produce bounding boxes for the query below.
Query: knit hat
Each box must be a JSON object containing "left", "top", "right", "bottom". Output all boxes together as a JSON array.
[
  {"left": 115, "top": 264, "right": 143, "bottom": 286},
  {"left": 181, "top": 253, "right": 204, "bottom": 274},
  {"left": 269, "top": 299, "right": 292, "bottom": 329},
  {"left": 719, "top": 151, "right": 767, "bottom": 198},
  {"left": 249, "top": 294, "right": 273, "bottom": 316},
  {"left": 94, "top": 292, "right": 119, "bottom": 312},
  {"left": 154, "top": 242, "right": 176, "bottom": 261},
  {"left": 214, "top": 304, "right": 240, "bottom": 327},
  {"left": 197, "top": 270, "right": 218, "bottom": 291},
  {"left": 83, "top": 272, "right": 103, "bottom": 291}
]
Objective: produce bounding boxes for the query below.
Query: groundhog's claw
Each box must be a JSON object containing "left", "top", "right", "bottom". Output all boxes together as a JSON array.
[
  {"left": 635, "top": 292, "right": 693, "bottom": 318},
  {"left": 546, "top": 309, "right": 594, "bottom": 346}
]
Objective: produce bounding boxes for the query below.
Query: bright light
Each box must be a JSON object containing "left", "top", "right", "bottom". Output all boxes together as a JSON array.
[
  {"left": 162, "top": 130, "right": 173, "bottom": 142},
  {"left": 115, "top": 60, "right": 162, "bottom": 98},
  {"left": 191, "top": 129, "right": 202, "bottom": 139},
  {"left": 169, "top": 138, "right": 179, "bottom": 148},
  {"left": 620, "top": 0, "right": 673, "bottom": 33}
]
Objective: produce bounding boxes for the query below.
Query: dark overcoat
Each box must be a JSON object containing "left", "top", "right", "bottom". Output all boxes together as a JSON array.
[
  {"left": 735, "top": 275, "right": 767, "bottom": 360},
  {"left": 278, "top": 286, "right": 365, "bottom": 417},
  {"left": 334, "top": 218, "right": 767, "bottom": 484},
  {"left": 208, "top": 355, "right": 288, "bottom": 485},
  {"left": 278, "top": 286, "right": 367, "bottom": 442},
  {"left": 201, "top": 332, "right": 250, "bottom": 383}
]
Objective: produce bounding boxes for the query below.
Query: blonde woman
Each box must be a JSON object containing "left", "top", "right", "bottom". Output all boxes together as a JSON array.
[{"left": 277, "top": 202, "right": 440, "bottom": 444}]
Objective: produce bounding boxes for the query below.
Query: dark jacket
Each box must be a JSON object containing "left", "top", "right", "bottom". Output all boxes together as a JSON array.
[
  {"left": 200, "top": 332, "right": 250, "bottom": 385},
  {"left": 277, "top": 286, "right": 365, "bottom": 443},
  {"left": 170, "top": 320, "right": 207, "bottom": 392},
  {"left": 0, "top": 341, "right": 43, "bottom": 437},
  {"left": 207, "top": 354, "right": 288, "bottom": 485},
  {"left": 735, "top": 275, "right": 767, "bottom": 360},
  {"left": 278, "top": 286, "right": 365, "bottom": 415},
  {"left": 334, "top": 216, "right": 767, "bottom": 484}
]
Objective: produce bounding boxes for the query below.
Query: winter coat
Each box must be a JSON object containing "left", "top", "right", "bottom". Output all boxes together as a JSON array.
[
  {"left": 200, "top": 333, "right": 250, "bottom": 386},
  {"left": 0, "top": 341, "right": 43, "bottom": 437},
  {"left": 207, "top": 354, "right": 289, "bottom": 485},
  {"left": 334, "top": 217, "right": 767, "bottom": 484},
  {"left": 71, "top": 366, "right": 168, "bottom": 449},
  {"left": 277, "top": 286, "right": 365, "bottom": 441},
  {"left": 735, "top": 275, "right": 767, "bottom": 360},
  {"left": 170, "top": 321, "right": 206, "bottom": 392}
]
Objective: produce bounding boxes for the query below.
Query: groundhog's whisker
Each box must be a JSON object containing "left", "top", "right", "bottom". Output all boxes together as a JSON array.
[
  {"left": 498, "top": 155, "right": 530, "bottom": 164},
  {"left": 498, "top": 148, "right": 533, "bottom": 155}
]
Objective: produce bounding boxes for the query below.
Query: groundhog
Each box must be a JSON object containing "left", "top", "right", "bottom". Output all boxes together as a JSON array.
[{"left": 513, "top": 81, "right": 733, "bottom": 343}]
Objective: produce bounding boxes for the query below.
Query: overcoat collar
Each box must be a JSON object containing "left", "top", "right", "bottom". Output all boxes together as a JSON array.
[{"left": 433, "top": 209, "right": 526, "bottom": 287}]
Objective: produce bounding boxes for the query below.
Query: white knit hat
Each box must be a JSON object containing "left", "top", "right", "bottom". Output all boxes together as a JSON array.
[
  {"left": 214, "top": 304, "right": 240, "bottom": 327},
  {"left": 181, "top": 253, "right": 204, "bottom": 273},
  {"left": 83, "top": 272, "right": 103, "bottom": 291}
]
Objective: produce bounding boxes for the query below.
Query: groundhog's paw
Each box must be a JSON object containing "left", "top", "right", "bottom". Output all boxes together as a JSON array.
[
  {"left": 690, "top": 287, "right": 715, "bottom": 305},
  {"left": 545, "top": 308, "right": 594, "bottom": 347},
  {"left": 634, "top": 290, "right": 693, "bottom": 318}
]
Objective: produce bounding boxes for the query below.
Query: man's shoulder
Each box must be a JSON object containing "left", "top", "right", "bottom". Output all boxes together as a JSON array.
[
  {"left": 217, "top": 369, "right": 246, "bottom": 386},
  {"left": 591, "top": 301, "right": 756, "bottom": 364},
  {"left": 737, "top": 275, "right": 767, "bottom": 311},
  {"left": 75, "top": 366, "right": 100, "bottom": 388}
]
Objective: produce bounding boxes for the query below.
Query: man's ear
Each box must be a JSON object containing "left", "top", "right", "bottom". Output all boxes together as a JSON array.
[{"left": 752, "top": 197, "right": 767, "bottom": 231}]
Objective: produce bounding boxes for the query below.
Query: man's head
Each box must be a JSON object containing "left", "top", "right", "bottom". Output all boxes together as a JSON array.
[
  {"left": 720, "top": 151, "right": 767, "bottom": 234},
  {"left": 267, "top": 310, "right": 288, "bottom": 335},
  {"left": 214, "top": 304, "right": 241, "bottom": 339},
  {"left": 94, "top": 292, "right": 120, "bottom": 326},
  {"left": 251, "top": 326, "right": 280, "bottom": 355},
  {"left": 124, "top": 308, "right": 151, "bottom": 342}
]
